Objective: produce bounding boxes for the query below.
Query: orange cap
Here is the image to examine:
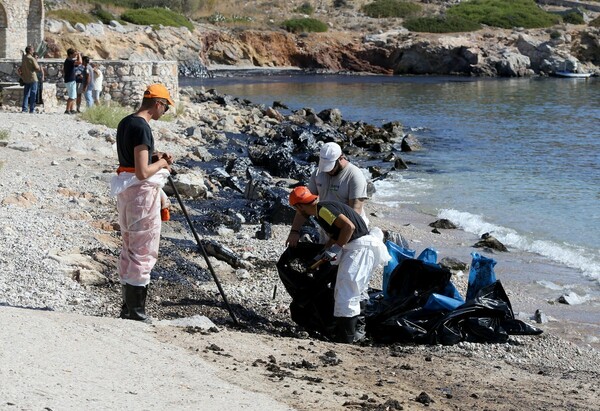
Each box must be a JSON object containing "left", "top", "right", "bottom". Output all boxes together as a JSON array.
[
  {"left": 289, "top": 186, "right": 318, "bottom": 206},
  {"left": 144, "top": 83, "right": 175, "bottom": 106}
]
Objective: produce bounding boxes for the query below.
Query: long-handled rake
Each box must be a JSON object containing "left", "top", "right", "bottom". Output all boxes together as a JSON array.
[{"left": 168, "top": 175, "right": 239, "bottom": 325}]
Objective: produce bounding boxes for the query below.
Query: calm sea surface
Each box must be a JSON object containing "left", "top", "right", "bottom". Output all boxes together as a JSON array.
[{"left": 182, "top": 75, "right": 600, "bottom": 288}]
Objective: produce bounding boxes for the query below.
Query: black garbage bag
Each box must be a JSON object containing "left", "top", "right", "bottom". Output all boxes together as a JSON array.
[
  {"left": 386, "top": 258, "right": 452, "bottom": 301},
  {"left": 428, "top": 281, "right": 543, "bottom": 345},
  {"left": 276, "top": 243, "right": 337, "bottom": 336},
  {"left": 366, "top": 258, "right": 452, "bottom": 343},
  {"left": 366, "top": 256, "right": 543, "bottom": 344},
  {"left": 367, "top": 278, "right": 543, "bottom": 345}
]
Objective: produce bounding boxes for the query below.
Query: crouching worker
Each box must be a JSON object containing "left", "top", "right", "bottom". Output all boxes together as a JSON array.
[
  {"left": 287, "top": 186, "right": 390, "bottom": 343},
  {"left": 110, "top": 84, "right": 175, "bottom": 322}
]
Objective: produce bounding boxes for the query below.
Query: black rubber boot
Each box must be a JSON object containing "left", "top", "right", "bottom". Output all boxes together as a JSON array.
[
  {"left": 119, "top": 285, "right": 128, "bottom": 319},
  {"left": 334, "top": 316, "right": 364, "bottom": 344},
  {"left": 120, "top": 283, "right": 150, "bottom": 322}
]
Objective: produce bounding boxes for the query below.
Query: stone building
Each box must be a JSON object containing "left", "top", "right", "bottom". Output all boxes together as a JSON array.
[{"left": 0, "top": 0, "right": 44, "bottom": 58}]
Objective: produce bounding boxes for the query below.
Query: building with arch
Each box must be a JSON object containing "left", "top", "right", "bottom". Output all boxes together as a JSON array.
[{"left": 0, "top": 0, "right": 44, "bottom": 58}]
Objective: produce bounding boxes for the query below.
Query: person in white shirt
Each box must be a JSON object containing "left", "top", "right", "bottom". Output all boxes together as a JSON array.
[{"left": 91, "top": 63, "right": 104, "bottom": 105}]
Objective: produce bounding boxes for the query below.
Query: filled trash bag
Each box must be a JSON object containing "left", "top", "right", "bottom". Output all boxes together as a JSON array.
[
  {"left": 466, "top": 252, "right": 497, "bottom": 300},
  {"left": 424, "top": 293, "right": 464, "bottom": 312},
  {"left": 367, "top": 278, "right": 542, "bottom": 345},
  {"left": 417, "top": 247, "right": 438, "bottom": 264},
  {"left": 427, "top": 281, "right": 542, "bottom": 345},
  {"left": 365, "top": 258, "right": 452, "bottom": 343},
  {"left": 276, "top": 243, "right": 337, "bottom": 336},
  {"left": 382, "top": 241, "right": 415, "bottom": 299},
  {"left": 386, "top": 258, "right": 452, "bottom": 301}
]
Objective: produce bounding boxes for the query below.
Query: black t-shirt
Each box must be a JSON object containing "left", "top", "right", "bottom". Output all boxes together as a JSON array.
[
  {"left": 116, "top": 114, "right": 154, "bottom": 168},
  {"left": 63, "top": 58, "right": 76, "bottom": 82},
  {"left": 316, "top": 201, "right": 369, "bottom": 242}
]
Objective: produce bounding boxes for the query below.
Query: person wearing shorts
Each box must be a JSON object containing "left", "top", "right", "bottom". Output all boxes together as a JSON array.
[{"left": 63, "top": 48, "right": 81, "bottom": 114}]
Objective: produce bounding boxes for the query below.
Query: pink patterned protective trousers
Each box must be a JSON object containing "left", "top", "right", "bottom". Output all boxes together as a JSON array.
[{"left": 117, "top": 181, "right": 162, "bottom": 286}]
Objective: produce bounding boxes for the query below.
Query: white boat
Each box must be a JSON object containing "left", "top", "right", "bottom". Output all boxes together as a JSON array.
[{"left": 555, "top": 70, "right": 593, "bottom": 78}]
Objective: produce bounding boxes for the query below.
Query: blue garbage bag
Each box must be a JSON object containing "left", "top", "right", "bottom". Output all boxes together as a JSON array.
[
  {"left": 423, "top": 281, "right": 465, "bottom": 311},
  {"left": 424, "top": 293, "right": 464, "bottom": 311},
  {"left": 443, "top": 281, "right": 464, "bottom": 302},
  {"left": 466, "top": 252, "right": 497, "bottom": 300},
  {"left": 417, "top": 247, "right": 438, "bottom": 264},
  {"left": 382, "top": 241, "right": 415, "bottom": 298}
]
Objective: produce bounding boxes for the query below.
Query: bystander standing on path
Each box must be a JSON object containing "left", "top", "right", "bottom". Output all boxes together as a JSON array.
[
  {"left": 33, "top": 52, "right": 45, "bottom": 107},
  {"left": 18, "top": 45, "right": 40, "bottom": 114},
  {"left": 82, "top": 56, "right": 95, "bottom": 109},
  {"left": 91, "top": 63, "right": 103, "bottom": 105},
  {"left": 63, "top": 48, "right": 81, "bottom": 114}
]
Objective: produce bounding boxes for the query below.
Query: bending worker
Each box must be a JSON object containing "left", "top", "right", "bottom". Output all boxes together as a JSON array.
[
  {"left": 288, "top": 186, "right": 390, "bottom": 343},
  {"left": 110, "top": 84, "right": 175, "bottom": 322},
  {"left": 287, "top": 142, "right": 369, "bottom": 247}
]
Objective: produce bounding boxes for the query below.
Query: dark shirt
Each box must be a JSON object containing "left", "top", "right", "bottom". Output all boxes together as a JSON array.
[
  {"left": 74, "top": 65, "right": 84, "bottom": 83},
  {"left": 63, "top": 58, "right": 76, "bottom": 82},
  {"left": 116, "top": 114, "right": 154, "bottom": 168},
  {"left": 316, "top": 201, "right": 369, "bottom": 243}
]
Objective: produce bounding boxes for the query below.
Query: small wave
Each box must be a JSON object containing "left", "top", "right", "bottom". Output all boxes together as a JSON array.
[
  {"left": 373, "top": 175, "right": 433, "bottom": 204},
  {"left": 536, "top": 280, "right": 565, "bottom": 291},
  {"left": 439, "top": 209, "right": 600, "bottom": 283}
]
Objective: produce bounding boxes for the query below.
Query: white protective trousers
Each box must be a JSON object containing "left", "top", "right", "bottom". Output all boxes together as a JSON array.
[
  {"left": 331, "top": 227, "right": 391, "bottom": 317},
  {"left": 110, "top": 170, "right": 169, "bottom": 286}
]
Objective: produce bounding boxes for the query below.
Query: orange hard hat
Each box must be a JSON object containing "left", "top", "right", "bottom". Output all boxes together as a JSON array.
[{"left": 289, "top": 186, "right": 318, "bottom": 206}]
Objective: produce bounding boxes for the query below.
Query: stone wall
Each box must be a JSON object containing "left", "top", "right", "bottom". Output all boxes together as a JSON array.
[
  {"left": 1, "top": 82, "right": 57, "bottom": 112},
  {"left": 0, "top": 59, "right": 179, "bottom": 108},
  {"left": 0, "top": 0, "right": 44, "bottom": 59}
]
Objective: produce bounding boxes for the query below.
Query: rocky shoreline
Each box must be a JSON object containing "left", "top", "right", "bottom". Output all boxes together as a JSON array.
[
  {"left": 41, "top": 11, "right": 600, "bottom": 78},
  {"left": 1, "top": 91, "right": 600, "bottom": 409}
]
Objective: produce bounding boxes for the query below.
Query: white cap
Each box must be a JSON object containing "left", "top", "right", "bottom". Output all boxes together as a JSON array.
[{"left": 318, "top": 142, "right": 342, "bottom": 172}]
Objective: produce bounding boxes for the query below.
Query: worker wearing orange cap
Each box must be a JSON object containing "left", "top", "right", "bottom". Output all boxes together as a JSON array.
[
  {"left": 110, "top": 83, "right": 175, "bottom": 322},
  {"left": 288, "top": 186, "right": 390, "bottom": 343}
]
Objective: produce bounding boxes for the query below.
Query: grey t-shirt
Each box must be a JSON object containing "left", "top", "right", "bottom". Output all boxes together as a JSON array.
[{"left": 308, "top": 162, "right": 368, "bottom": 205}]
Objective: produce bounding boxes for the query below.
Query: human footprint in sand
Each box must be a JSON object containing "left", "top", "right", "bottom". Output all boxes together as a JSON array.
[{"left": 110, "top": 83, "right": 175, "bottom": 322}]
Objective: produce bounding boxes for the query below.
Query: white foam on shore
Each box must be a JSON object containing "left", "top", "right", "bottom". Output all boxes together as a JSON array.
[
  {"left": 373, "top": 175, "right": 433, "bottom": 206},
  {"left": 439, "top": 209, "right": 600, "bottom": 284}
]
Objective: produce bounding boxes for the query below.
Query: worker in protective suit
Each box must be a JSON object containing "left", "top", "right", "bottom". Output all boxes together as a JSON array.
[
  {"left": 288, "top": 186, "right": 390, "bottom": 343},
  {"left": 110, "top": 83, "right": 175, "bottom": 322}
]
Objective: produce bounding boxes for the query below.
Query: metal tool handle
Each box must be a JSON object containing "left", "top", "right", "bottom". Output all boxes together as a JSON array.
[{"left": 168, "top": 175, "right": 239, "bottom": 325}]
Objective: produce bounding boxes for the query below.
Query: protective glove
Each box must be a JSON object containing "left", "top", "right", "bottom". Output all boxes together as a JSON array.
[{"left": 318, "top": 244, "right": 343, "bottom": 262}]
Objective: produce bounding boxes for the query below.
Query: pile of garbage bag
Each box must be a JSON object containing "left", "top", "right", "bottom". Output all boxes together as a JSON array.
[{"left": 277, "top": 241, "right": 543, "bottom": 345}]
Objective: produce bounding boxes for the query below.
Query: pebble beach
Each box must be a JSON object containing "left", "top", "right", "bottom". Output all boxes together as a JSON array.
[{"left": 1, "top": 98, "right": 599, "bottom": 409}]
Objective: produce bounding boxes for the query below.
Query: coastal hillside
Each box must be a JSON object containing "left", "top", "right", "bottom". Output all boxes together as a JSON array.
[{"left": 42, "top": 0, "right": 600, "bottom": 76}]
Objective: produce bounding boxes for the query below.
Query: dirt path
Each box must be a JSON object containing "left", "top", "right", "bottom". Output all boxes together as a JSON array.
[{"left": 0, "top": 306, "right": 292, "bottom": 410}]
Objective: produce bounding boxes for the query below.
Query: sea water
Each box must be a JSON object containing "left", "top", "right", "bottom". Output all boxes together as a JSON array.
[{"left": 183, "top": 74, "right": 600, "bottom": 338}]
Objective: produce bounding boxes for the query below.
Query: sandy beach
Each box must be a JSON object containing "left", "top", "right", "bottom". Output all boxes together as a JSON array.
[{"left": 1, "top": 101, "right": 599, "bottom": 410}]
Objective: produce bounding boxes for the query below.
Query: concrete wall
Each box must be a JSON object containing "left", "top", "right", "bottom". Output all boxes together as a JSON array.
[
  {"left": 0, "top": 0, "right": 44, "bottom": 59},
  {"left": 0, "top": 59, "right": 179, "bottom": 108}
]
